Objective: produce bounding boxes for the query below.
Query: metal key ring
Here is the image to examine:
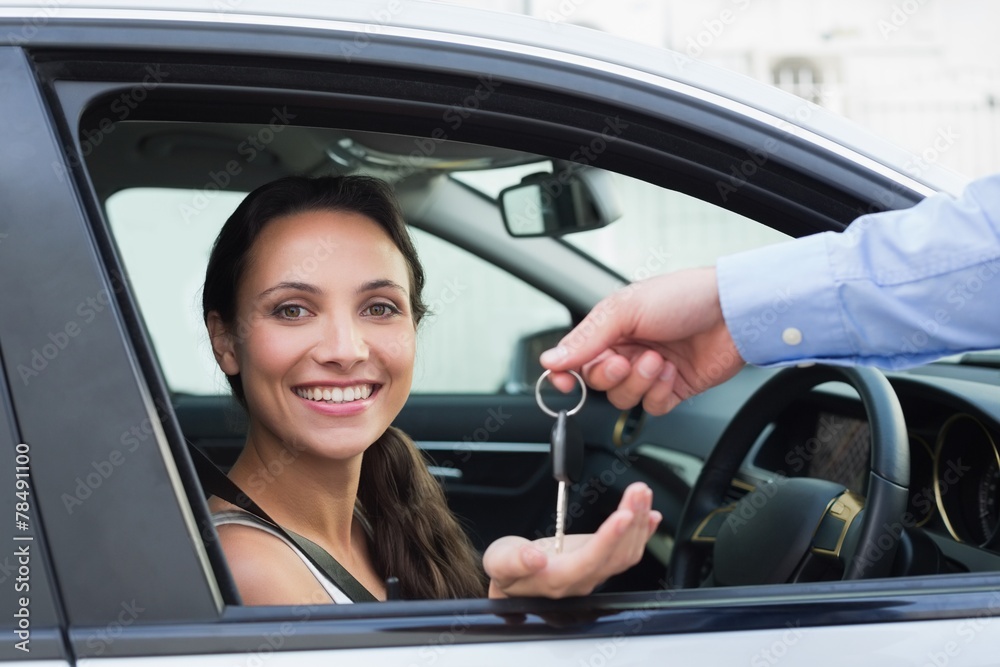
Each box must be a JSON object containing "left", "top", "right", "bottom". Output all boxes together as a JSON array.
[{"left": 535, "top": 369, "right": 587, "bottom": 417}]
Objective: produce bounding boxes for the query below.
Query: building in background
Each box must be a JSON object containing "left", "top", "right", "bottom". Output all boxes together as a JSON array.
[{"left": 440, "top": 0, "right": 1000, "bottom": 178}]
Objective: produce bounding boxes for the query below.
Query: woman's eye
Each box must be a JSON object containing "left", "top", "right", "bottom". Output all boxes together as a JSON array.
[
  {"left": 276, "top": 304, "right": 307, "bottom": 319},
  {"left": 365, "top": 302, "right": 399, "bottom": 318}
]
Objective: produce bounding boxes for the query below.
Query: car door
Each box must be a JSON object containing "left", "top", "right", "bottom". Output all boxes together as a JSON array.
[{"left": 5, "top": 4, "right": 1000, "bottom": 666}]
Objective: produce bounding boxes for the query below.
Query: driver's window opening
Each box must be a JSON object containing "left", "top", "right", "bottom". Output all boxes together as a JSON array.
[{"left": 90, "top": 115, "right": 987, "bottom": 609}]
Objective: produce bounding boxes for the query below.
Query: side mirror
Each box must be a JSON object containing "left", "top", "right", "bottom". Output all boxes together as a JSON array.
[{"left": 499, "top": 166, "right": 622, "bottom": 237}]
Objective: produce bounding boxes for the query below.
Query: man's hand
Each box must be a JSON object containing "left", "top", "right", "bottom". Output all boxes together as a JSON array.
[{"left": 540, "top": 267, "right": 745, "bottom": 415}]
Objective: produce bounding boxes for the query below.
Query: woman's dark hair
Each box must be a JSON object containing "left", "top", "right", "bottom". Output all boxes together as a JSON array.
[{"left": 203, "top": 175, "right": 486, "bottom": 600}]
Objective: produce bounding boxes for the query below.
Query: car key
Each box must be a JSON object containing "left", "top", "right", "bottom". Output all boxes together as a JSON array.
[
  {"left": 536, "top": 369, "right": 587, "bottom": 554},
  {"left": 551, "top": 407, "right": 585, "bottom": 553}
]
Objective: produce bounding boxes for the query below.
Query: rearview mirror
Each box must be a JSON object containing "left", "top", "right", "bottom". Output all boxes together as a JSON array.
[{"left": 499, "top": 166, "right": 622, "bottom": 237}]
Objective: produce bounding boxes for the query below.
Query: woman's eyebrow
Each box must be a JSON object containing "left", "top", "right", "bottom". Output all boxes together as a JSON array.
[
  {"left": 255, "top": 281, "right": 321, "bottom": 301},
  {"left": 357, "top": 279, "right": 407, "bottom": 296}
]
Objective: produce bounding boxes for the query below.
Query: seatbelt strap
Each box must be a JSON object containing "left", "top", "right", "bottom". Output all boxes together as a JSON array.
[{"left": 188, "top": 442, "right": 378, "bottom": 603}]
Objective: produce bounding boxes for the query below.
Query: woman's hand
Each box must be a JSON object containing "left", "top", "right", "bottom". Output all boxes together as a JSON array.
[{"left": 483, "top": 482, "right": 661, "bottom": 599}]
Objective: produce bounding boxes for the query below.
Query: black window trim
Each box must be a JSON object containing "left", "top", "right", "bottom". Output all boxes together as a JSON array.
[{"left": 0, "top": 44, "right": 224, "bottom": 630}]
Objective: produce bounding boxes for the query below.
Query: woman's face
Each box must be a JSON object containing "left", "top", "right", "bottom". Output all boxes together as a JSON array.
[{"left": 214, "top": 208, "right": 416, "bottom": 461}]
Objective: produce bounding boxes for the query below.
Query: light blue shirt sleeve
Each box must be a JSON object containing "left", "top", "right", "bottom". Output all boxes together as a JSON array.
[{"left": 717, "top": 172, "right": 1000, "bottom": 369}]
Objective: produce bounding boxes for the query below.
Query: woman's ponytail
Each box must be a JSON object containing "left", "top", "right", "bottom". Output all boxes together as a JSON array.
[{"left": 358, "top": 426, "right": 487, "bottom": 599}]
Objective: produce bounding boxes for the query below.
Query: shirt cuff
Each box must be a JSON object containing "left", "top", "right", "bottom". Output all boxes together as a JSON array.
[{"left": 717, "top": 233, "right": 852, "bottom": 366}]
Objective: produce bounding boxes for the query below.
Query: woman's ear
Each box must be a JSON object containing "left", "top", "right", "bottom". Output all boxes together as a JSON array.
[{"left": 206, "top": 311, "right": 240, "bottom": 376}]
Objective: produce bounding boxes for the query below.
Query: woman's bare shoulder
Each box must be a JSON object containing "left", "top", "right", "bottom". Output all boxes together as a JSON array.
[{"left": 213, "top": 510, "right": 334, "bottom": 607}]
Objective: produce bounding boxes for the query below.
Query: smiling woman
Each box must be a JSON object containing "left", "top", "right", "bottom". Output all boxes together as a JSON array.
[
  {"left": 201, "top": 176, "right": 471, "bottom": 603},
  {"left": 201, "top": 175, "right": 659, "bottom": 604}
]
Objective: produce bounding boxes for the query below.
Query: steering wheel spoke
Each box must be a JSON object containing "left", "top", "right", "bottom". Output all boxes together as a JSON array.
[
  {"left": 691, "top": 504, "right": 735, "bottom": 543},
  {"left": 811, "top": 490, "right": 865, "bottom": 559}
]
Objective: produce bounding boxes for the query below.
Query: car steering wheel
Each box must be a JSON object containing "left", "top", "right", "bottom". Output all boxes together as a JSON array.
[{"left": 668, "top": 365, "right": 909, "bottom": 588}]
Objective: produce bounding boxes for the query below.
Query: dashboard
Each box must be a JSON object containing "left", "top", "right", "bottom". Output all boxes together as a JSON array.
[{"left": 745, "top": 365, "right": 1000, "bottom": 573}]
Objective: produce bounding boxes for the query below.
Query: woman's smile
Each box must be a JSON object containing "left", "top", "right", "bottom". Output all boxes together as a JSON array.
[
  {"left": 293, "top": 383, "right": 382, "bottom": 416},
  {"left": 294, "top": 383, "right": 377, "bottom": 403}
]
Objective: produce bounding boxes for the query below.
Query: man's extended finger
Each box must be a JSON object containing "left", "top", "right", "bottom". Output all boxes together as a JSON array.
[
  {"left": 547, "top": 350, "right": 615, "bottom": 393},
  {"left": 540, "top": 296, "right": 631, "bottom": 371}
]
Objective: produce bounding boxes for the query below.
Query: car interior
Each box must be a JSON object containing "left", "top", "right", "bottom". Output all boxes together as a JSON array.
[{"left": 79, "top": 84, "right": 1000, "bottom": 604}]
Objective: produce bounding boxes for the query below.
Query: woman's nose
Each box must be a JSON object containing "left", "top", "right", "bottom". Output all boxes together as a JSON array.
[{"left": 311, "top": 315, "right": 368, "bottom": 368}]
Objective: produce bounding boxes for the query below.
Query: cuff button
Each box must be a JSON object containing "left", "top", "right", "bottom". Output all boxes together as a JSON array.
[{"left": 782, "top": 327, "right": 803, "bottom": 346}]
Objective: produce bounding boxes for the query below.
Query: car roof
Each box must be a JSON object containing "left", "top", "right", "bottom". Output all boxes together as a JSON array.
[{"left": 0, "top": 0, "right": 969, "bottom": 195}]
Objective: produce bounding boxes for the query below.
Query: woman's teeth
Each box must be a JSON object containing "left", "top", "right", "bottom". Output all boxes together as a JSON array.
[{"left": 296, "top": 385, "right": 373, "bottom": 403}]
